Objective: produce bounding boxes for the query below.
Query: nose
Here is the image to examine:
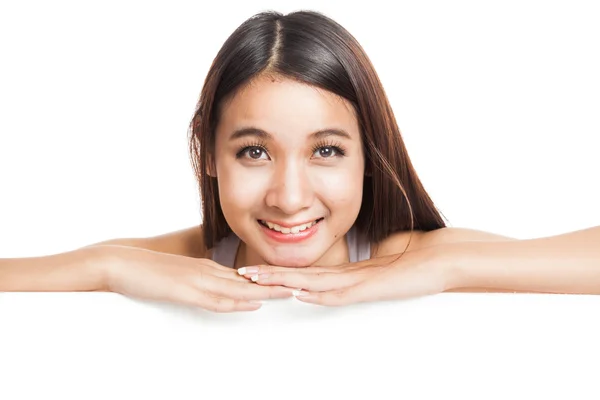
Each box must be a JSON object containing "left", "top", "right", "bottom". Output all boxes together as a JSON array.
[{"left": 265, "top": 160, "right": 314, "bottom": 215}]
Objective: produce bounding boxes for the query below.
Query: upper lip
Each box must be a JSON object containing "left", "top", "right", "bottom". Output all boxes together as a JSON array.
[{"left": 258, "top": 218, "right": 321, "bottom": 228}]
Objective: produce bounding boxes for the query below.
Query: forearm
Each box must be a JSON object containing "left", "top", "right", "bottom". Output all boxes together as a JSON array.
[
  {"left": 0, "top": 245, "right": 111, "bottom": 292},
  {"left": 444, "top": 226, "right": 600, "bottom": 294}
]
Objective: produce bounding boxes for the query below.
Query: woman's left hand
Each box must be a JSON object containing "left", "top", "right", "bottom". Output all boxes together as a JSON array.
[{"left": 237, "top": 246, "right": 456, "bottom": 306}]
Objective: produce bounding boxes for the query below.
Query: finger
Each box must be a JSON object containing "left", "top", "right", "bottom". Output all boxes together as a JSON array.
[
  {"left": 208, "top": 267, "right": 249, "bottom": 282},
  {"left": 178, "top": 290, "right": 263, "bottom": 313},
  {"left": 293, "top": 282, "right": 371, "bottom": 306},
  {"left": 201, "top": 259, "right": 248, "bottom": 273},
  {"left": 324, "top": 254, "right": 403, "bottom": 272},
  {"left": 232, "top": 280, "right": 296, "bottom": 300},
  {"left": 199, "top": 276, "right": 295, "bottom": 301},
  {"left": 236, "top": 257, "right": 393, "bottom": 277},
  {"left": 203, "top": 296, "right": 263, "bottom": 313},
  {"left": 190, "top": 259, "right": 250, "bottom": 282},
  {"left": 237, "top": 265, "right": 343, "bottom": 277},
  {"left": 327, "top": 256, "right": 399, "bottom": 272},
  {"left": 249, "top": 271, "right": 363, "bottom": 292}
]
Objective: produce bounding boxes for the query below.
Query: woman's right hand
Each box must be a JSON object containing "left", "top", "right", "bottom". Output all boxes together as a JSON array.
[{"left": 95, "top": 245, "right": 294, "bottom": 312}]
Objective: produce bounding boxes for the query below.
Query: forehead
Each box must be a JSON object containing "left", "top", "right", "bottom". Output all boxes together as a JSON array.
[{"left": 216, "top": 75, "right": 360, "bottom": 139}]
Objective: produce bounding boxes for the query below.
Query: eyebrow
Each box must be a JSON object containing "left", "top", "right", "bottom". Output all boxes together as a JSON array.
[{"left": 229, "top": 126, "right": 352, "bottom": 141}]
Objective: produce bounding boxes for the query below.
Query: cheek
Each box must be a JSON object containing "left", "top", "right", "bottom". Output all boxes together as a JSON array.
[
  {"left": 312, "top": 166, "right": 363, "bottom": 209},
  {"left": 217, "top": 163, "right": 270, "bottom": 214}
]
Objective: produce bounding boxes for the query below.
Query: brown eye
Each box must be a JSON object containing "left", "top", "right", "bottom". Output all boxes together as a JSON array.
[
  {"left": 247, "top": 147, "right": 265, "bottom": 159},
  {"left": 319, "top": 147, "right": 334, "bottom": 157},
  {"left": 236, "top": 145, "right": 270, "bottom": 160},
  {"left": 313, "top": 146, "right": 340, "bottom": 158}
]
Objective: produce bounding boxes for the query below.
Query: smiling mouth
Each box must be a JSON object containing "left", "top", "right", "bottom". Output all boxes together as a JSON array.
[{"left": 258, "top": 218, "right": 324, "bottom": 234}]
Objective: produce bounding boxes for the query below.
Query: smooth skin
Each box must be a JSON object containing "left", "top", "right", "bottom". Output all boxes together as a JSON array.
[
  {"left": 1, "top": 74, "right": 599, "bottom": 312},
  {"left": 213, "top": 74, "right": 366, "bottom": 269}
]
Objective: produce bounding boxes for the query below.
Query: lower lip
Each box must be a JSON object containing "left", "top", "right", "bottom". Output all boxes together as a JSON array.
[{"left": 258, "top": 220, "right": 321, "bottom": 243}]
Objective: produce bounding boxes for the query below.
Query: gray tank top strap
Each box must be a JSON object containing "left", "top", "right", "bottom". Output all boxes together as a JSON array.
[
  {"left": 211, "top": 225, "right": 371, "bottom": 268},
  {"left": 345, "top": 225, "right": 371, "bottom": 263}
]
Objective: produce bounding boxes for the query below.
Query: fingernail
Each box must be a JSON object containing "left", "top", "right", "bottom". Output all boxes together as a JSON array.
[
  {"left": 238, "top": 267, "right": 259, "bottom": 275},
  {"left": 292, "top": 289, "right": 309, "bottom": 297},
  {"left": 251, "top": 273, "right": 270, "bottom": 282}
]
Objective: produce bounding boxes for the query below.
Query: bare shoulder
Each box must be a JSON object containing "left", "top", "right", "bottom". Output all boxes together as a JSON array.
[
  {"left": 371, "top": 230, "right": 426, "bottom": 257},
  {"left": 371, "top": 227, "right": 517, "bottom": 257},
  {"left": 86, "top": 225, "right": 208, "bottom": 259}
]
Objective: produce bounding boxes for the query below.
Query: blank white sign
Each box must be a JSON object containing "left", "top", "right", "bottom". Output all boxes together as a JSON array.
[{"left": 1, "top": 292, "right": 599, "bottom": 400}]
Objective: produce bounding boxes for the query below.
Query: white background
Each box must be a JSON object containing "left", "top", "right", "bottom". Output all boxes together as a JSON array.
[{"left": 1, "top": 1, "right": 599, "bottom": 399}]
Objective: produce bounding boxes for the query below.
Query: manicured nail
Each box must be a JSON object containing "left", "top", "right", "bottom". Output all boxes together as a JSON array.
[
  {"left": 251, "top": 273, "right": 270, "bottom": 282},
  {"left": 292, "top": 290, "right": 309, "bottom": 297},
  {"left": 238, "top": 267, "right": 259, "bottom": 275}
]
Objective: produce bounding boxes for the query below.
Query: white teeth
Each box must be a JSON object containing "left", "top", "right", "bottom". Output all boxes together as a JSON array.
[{"left": 260, "top": 219, "right": 319, "bottom": 234}]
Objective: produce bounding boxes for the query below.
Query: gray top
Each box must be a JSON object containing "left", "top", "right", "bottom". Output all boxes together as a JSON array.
[{"left": 211, "top": 225, "right": 371, "bottom": 268}]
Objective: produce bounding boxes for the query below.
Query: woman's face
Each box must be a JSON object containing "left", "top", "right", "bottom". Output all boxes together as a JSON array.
[{"left": 214, "top": 74, "right": 365, "bottom": 267}]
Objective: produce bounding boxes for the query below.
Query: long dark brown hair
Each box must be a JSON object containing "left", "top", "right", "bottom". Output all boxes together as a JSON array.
[{"left": 189, "top": 10, "right": 446, "bottom": 250}]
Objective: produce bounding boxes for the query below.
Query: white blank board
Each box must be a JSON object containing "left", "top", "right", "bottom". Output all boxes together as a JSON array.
[{"left": 1, "top": 292, "right": 598, "bottom": 400}]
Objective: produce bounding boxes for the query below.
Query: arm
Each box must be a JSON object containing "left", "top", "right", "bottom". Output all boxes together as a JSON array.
[
  {"left": 0, "top": 245, "right": 110, "bottom": 292},
  {"left": 245, "top": 226, "right": 600, "bottom": 305},
  {"left": 416, "top": 226, "right": 518, "bottom": 248},
  {"left": 441, "top": 225, "right": 600, "bottom": 294},
  {"left": 373, "top": 226, "right": 517, "bottom": 257},
  {"left": 0, "top": 225, "right": 205, "bottom": 292}
]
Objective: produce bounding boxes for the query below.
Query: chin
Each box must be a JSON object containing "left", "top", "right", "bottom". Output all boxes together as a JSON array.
[{"left": 263, "top": 253, "right": 318, "bottom": 268}]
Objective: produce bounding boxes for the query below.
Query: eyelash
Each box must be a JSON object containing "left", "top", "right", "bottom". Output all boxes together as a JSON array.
[
  {"left": 235, "top": 140, "right": 268, "bottom": 159},
  {"left": 311, "top": 139, "right": 346, "bottom": 157},
  {"left": 235, "top": 139, "right": 347, "bottom": 160}
]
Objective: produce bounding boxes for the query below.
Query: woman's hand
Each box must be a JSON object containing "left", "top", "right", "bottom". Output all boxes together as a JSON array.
[
  {"left": 96, "top": 245, "right": 294, "bottom": 312},
  {"left": 237, "top": 246, "right": 455, "bottom": 306}
]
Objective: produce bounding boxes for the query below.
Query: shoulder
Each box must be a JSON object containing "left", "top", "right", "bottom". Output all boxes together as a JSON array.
[
  {"left": 370, "top": 229, "right": 425, "bottom": 258},
  {"left": 371, "top": 227, "right": 517, "bottom": 257},
  {"left": 91, "top": 225, "right": 209, "bottom": 259},
  {"left": 143, "top": 225, "right": 209, "bottom": 258},
  {"left": 157, "top": 224, "right": 209, "bottom": 258}
]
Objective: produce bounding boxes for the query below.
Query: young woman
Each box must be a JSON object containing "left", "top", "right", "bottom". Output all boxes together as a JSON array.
[{"left": 1, "top": 10, "right": 599, "bottom": 312}]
